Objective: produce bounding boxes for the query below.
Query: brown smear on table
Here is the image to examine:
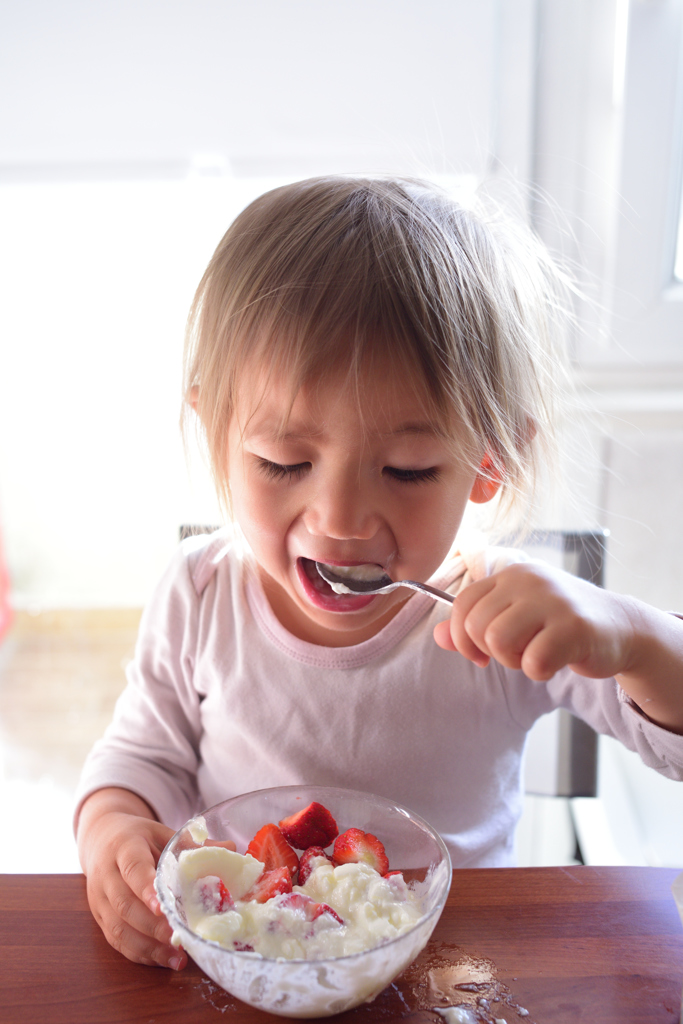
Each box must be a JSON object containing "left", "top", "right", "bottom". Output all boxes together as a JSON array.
[{"left": 357, "top": 942, "right": 536, "bottom": 1023}]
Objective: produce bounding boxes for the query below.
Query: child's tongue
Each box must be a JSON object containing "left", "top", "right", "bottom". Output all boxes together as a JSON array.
[{"left": 300, "top": 557, "right": 337, "bottom": 596}]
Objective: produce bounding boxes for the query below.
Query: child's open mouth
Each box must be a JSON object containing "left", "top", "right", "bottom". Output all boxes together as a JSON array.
[{"left": 297, "top": 558, "right": 378, "bottom": 613}]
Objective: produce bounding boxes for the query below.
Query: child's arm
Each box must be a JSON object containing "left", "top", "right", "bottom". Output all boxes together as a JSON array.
[
  {"left": 433, "top": 561, "right": 683, "bottom": 734},
  {"left": 76, "top": 787, "right": 186, "bottom": 969}
]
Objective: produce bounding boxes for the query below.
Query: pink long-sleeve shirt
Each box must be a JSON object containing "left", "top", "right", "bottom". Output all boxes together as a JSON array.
[{"left": 76, "top": 530, "right": 683, "bottom": 867}]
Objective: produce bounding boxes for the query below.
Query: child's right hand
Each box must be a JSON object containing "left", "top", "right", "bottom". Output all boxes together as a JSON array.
[{"left": 76, "top": 787, "right": 185, "bottom": 969}]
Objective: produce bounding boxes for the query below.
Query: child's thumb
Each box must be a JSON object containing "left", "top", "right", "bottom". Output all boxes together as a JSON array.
[{"left": 433, "top": 620, "right": 457, "bottom": 651}]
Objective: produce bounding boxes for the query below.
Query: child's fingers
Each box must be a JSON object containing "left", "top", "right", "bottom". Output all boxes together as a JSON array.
[
  {"left": 467, "top": 603, "right": 545, "bottom": 671},
  {"left": 519, "top": 623, "right": 590, "bottom": 682},
  {"left": 462, "top": 592, "right": 591, "bottom": 678},
  {"left": 447, "top": 577, "right": 505, "bottom": 666},
  {"left": 437, "top": 561, "right": 633, "bottom": 681},
  {"left": 100, "top": 858, "right": 183, "bottom": 968},
  {"left": 433, "top": 619, "right": 457, "bottom": 651},
  {"left": 100, "top": 826, "right": 184, "bottom": 968},
  {"left": 127, "top": 820, "right": 176, "bottom": 909},
  {"left": 522, "top": 612, "right": 624, "bottom": 682},
  {"left": 103, "top": 877, "right": 171, "bottom": 948},
  {"left": 98, "top": 891, "right": 184, "bottom": 968},
  {"left": 85, "top": 861, "right": 183, "bottom": 969},
  {"left": 205, "top": 839, "right": 237, "bottom": 850},
  {"left": 117, "top": 830, "right": 168, "bottom": 912}
]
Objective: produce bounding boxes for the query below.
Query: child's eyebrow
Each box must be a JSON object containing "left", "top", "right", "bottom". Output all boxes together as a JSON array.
[
  {"left": 376, "top": 422, "right": 451, "bottom": 442},
  {"left": 244, "top": 423, "right": 325, "bottom": 443},
  {"left": 386, "top": 422, "right": 443, "bottom": 436},
  {"left": 247, "top": 423, "right": 444, "bottom": 443}
]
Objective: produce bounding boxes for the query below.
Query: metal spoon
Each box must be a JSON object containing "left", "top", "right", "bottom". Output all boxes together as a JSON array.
[{"left": 315, "top": 562, "right": 459, "bottom": 606}]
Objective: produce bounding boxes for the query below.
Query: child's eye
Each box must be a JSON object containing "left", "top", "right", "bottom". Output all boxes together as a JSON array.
[
  {"left": 383, "top": 466, "right": 440, "bottom": 484},
  {"left": 256, "top": 458, "right": 310, "bottom": 481}
]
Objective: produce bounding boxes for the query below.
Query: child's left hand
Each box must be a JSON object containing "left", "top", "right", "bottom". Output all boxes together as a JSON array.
[{"left": 433, "top": 561, "right": 683, "bottom": 733}]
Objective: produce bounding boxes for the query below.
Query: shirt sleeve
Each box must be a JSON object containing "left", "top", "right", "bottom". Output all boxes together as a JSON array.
[
  {"left": 74, "top": 542, "right": 205, "bottom": 829},
  {"left": 552, "top": 669, "right": 683, "bottom": 781}
]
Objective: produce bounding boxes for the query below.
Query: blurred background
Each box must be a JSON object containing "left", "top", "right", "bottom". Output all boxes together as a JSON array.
[{"left": 1, "top": 0, "right": 683, "bottom": 871}]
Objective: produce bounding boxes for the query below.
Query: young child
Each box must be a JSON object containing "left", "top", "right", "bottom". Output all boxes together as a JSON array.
[{"left": 75, "top": 176, "right": 683, "bottom": 972}]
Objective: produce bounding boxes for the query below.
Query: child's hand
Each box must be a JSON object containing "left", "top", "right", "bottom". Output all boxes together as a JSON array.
[
  {"left": 77, "top": 786, "right": 240, "bottom": 962},
  {"left": 77, "top": 788, "right": 183, "bottom": 969},
  {"left": 434, "top": 560, "right": 683, "bottom": 733},
  {"left": 434, "top": 561, "right": 631, "bottom": 682},
  {"left": 77, "top": 787, "right": 237, "bottom": 969}
]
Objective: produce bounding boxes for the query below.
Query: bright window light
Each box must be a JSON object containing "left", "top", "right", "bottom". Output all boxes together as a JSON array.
[{"left": 675, "top": 191, "right": 683, "bottom": 282}]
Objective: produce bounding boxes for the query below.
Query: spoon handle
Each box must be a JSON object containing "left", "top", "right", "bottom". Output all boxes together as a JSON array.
[{"left": 400, "top": 579, "right": 459, "bottom": 605}]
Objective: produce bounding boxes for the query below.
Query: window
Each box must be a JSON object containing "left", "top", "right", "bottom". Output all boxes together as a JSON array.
[
  {"left": 586, "top": 0, "right": 683, "bottom": 366},
  {"left": 674, "top": 168, "right": 683, "bottom": 282}
]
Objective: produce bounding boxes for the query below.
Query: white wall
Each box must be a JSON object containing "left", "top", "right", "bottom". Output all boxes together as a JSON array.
[{"left": 1, "top": 0, "right": 500, "bottom": 179}]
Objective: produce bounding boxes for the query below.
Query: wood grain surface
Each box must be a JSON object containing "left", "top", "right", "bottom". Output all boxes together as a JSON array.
[{"left": 1, "top": 867, "right": 681, "bottom": 1024}]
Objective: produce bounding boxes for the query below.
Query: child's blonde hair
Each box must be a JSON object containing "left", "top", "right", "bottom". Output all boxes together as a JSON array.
[{"left": 183, "top": 176, "right": 571, "bottom": 526}]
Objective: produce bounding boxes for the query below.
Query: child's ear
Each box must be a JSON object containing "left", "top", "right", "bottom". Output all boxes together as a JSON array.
[
  {"left": 469, "top": 453, "right": 503, "bottom": 504},
  {"left": 189, "top": 385, "right": 199, "bottom": 411}
]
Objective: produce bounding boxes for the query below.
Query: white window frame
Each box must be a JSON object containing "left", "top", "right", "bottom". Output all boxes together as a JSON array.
[
  {"left": 530, "top": 0, "right": 683, "bottom": 371},
  {"left": 603, "top": 0, "right": 683, "bottom": 366}
]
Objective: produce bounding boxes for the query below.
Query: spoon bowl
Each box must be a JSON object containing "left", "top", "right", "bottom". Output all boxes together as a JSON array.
[{"left": 315, "top": 562, "right": 457, "bottom": 606}]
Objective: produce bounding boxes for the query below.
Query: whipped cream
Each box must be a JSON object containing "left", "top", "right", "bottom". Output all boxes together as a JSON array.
[
  {"left": 324, "top": 563, "right": 385, "bottom": 581},
  {"left": 319, "top": 563, "right": 386, "bottom": 595},
  {"left": 175, "top": 848, "right": 424, "bottom": 961},
  {"left": 187, "top": 815, "right": 209, "bottom": 845}
]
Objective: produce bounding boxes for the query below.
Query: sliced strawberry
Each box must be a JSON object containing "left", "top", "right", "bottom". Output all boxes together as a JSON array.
[
  {"left": 312, "top": 902, "right": 344, "bottom": 925},
  {"left": 298, "top": 845, "right": 334, "bottom": 885},
  {"left": 279, "top": 892, "right": 344, "bottom": 925},
  {"left": 383, "top": 869, "right": 409, "bottom": 900},
  {"left": 233, "top": 941, "right": 255, "bottom": 952},
  {"left": 246, "top": 823, "right": 299, "bottom": 879},
  {"left": 242, "top": 866, "right": 293, "bottom": 903},
  {"left": 278, "top": 892, "right": 316, "bottom": 914},
  {"left": 332, "top": 828, "right": 389, "bottom": 875},
  {"left": 196, "top": 875, "right": 235, "bottom": 913},
  {"left": 278, "top": 801, "right": 339, "bottom": 850}
]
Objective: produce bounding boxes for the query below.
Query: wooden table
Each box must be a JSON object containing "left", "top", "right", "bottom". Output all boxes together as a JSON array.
[{"left": 2, "top": 867, "right": 682, "bottom": 1024}]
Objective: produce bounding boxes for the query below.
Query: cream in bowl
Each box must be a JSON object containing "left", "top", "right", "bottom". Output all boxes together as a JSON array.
[{"left": 155, "top": 785, "right": 451, "bottom": 1018}]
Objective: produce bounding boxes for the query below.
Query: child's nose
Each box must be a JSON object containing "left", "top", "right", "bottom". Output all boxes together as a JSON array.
[{"left": 305, "top": 468, "right": 379, "bottom": 541}]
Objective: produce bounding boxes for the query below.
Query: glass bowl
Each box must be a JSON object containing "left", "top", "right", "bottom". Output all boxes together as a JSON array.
[{"left": 155, "top": 784, "right": 451, "bottom": 1018}]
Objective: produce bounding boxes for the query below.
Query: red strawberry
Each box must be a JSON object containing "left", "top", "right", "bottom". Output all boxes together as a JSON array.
[
  {"left": 278, "top": 891, "right": 314, "bottom": 914},
  {"left": 383, "top": 870, "right": 404, "bottom": 881},
  {"left": 196, "top": 875, "right": 234, "bottom": 913},
  {"left": 279, "top": 892, "right": 344, "bottom": 925},
  {"left": 233, "top": 941, "right": 255, "bottom": 952},
  {"left": 242, "top": 866, "right": 292, "bottom": 903},
  {"left": 298, "top": 845, "right": 334, "bottom": 885},
  {"left": 246, "top": 823, "right": 299, "bottom": 879},
  {"left": 278, "top": 802, "right": 339, "bottom": 850},
  {"left": 312, "top": 902, "right": 344, "bottom": 925},
  {"left": 332, "top": 828, "right": 389, "bottom": 875}
]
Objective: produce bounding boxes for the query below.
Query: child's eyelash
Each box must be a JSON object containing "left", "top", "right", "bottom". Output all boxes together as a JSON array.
[
  {"left": 256, "top": 460, "right": 439, "bottom": 484},
  {"left": 256, "top": 458, "right": 310, "bottom": 480},
  {"left": 383, "top": 466, "right": 440, "bottom": 484}
]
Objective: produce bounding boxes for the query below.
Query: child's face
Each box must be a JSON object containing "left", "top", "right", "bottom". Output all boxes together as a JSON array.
[{"left": 227, "top": 361, "right": 484, "bottom": 646}]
